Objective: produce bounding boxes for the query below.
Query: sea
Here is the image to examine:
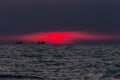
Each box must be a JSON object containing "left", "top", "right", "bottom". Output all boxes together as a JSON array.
[{"left": 0, "top": 43, "right": 119, "bottom": 80}]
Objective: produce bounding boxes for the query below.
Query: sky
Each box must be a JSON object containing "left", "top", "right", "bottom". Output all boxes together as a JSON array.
[{"left": 0, "top": 0, "right": 120, "bottom": 44}]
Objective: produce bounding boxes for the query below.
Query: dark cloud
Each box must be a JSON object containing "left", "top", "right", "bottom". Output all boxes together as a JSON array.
[{"left": 0, "top": 0, "right": 120, "bottom": 35}]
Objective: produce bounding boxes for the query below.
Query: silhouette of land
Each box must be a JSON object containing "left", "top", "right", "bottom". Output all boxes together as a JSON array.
[
  {"left": 15, "top": 41, "right": 23, "bottom": 44},
  {"left": 37, "top": 41, "right": 45, "bottom": 44}
]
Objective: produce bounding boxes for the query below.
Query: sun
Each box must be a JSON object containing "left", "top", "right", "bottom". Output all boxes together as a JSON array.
[{"left": 0, "top": 31, "right": 119, "bottom": 44}]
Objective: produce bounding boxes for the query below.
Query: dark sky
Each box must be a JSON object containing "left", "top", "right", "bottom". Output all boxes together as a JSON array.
[{"left": 0, "top": 0, "right": 120, "bottom": 36}]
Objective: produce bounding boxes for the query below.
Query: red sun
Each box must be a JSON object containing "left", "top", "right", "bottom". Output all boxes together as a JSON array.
[
  {"left": 18, "top": 31, "right": 78, "bottom": 44},
  {"left": 0, "top": 31, "right": 120, "bottom": 44}
]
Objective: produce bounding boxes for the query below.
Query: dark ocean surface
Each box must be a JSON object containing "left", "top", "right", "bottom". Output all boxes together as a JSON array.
[{"left": 0, "top": 44, "right": 119, "bottom": 80}]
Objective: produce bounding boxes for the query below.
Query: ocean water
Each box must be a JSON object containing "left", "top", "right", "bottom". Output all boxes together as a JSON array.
[{"left": 0, "top": 44, "right": 119, "bottom": 80}]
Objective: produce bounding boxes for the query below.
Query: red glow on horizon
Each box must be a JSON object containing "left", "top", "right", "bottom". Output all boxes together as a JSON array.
[
  {"left": 0, "top": 31, "right": 120, "bottom": 44},
  {"left": 17, "top": 31, "right": 78, "bottom": 44}
]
